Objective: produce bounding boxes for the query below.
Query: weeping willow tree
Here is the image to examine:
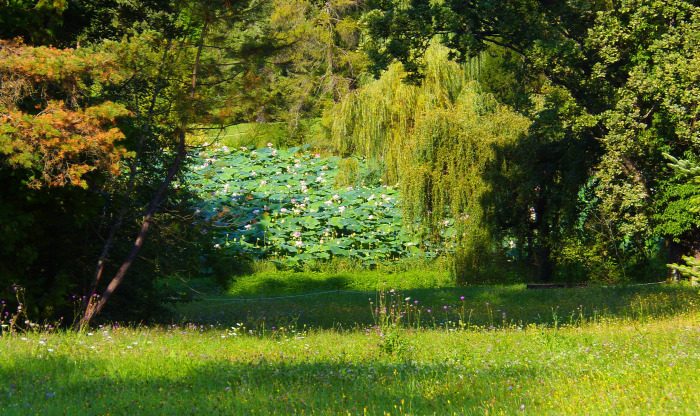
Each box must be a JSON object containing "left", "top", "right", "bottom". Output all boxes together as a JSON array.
[{"left": 324, "top": 44, "right": 530, "bottom": 282}]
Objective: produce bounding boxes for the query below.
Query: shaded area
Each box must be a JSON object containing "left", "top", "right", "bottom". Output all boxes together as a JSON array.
[{"left": 172, "top": 281, "right": 699, "bottom": 329}]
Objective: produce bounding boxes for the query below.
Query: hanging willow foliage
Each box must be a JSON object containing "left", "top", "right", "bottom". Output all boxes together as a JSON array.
[{"left": 324, "top": 44, "right": 531, "bottom": 280}]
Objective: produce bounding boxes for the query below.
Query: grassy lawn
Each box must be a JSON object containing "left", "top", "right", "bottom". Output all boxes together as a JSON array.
[
  {"left": 172, "top": 270, "right": 697, "bottom": 330},
  {"left": 2, "top": 278, "right": 699, "bottom": 415}
]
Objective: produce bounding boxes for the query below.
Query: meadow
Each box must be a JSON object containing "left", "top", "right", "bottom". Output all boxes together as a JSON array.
[
  {"left": 3, "top": 145, "right": 699, "bottom": 415},
  {"left": 2, "top": 279, "right": 699, "bottom": 415}
]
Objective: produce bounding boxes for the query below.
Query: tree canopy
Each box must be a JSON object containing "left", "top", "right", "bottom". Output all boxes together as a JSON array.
[
  {"left": 2, "top": 0, "right": 700, "bottom": 326},
  {"left": 361, "top": 0, "right": 700, "bottom": 281}
]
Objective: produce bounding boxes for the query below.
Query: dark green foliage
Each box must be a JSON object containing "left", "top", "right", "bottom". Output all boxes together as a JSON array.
[
  {"left": 0, "top": 0, "right": 271, "bottom": 325},
  {"left": 362, "top": 0, "right": 700, "bottom": 282},
  {"left": 0, "top": 0, "right": 77, "bottom": 46},
  {"left": 0, "top": 171, "right": 102, "bottom": 320}
]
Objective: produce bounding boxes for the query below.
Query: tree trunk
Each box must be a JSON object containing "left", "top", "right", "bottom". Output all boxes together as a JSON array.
[
  {"left": 77, "top": 19, "right": 209, "bottom": 330},
  {"left": 81, "top": 41, "right": 174, "bottom": 317},
  {"left": 667, "top": 238, "right": 683, "bottom": 281},
  {"left": 535, "top": 245, "right": 553, "bottom": 282},
  {"left": 78, "top": 128, "right": 187, "bottom": 328}
]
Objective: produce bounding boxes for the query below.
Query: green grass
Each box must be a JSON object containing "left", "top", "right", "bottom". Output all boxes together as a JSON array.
[
  {"left": 2, "top": 283, "right": 698, "bottom": 415},
  {"left": 190, "top": 119, "right": 323, "bottom": 150},
  {"left": 172, "top": 267, "right": 697, "bottom": 329}
]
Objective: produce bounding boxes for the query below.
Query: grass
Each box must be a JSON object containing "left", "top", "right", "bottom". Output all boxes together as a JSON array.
[
  {"left": 172, "top": 267, "right": 697, "bottom": 330},
  {"left": 2, "top": 281, "right": 699, "bottom": 415},
  {"left": 189, "top": 118, "right": 323, "bottom": 150}
]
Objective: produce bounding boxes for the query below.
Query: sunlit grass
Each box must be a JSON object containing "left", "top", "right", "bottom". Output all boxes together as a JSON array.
[{"left": 2, "top": 284, "right": 699, "bottom": 415}]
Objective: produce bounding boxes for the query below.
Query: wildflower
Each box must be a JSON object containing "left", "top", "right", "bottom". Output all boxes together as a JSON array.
[
  {"left": 267, "top": 142, "right": 273, "bottom": 147},
  {"left": 293, "top": 231, "right": 301, "bottom": 237},
  {"left": 427, "top": 309, "right": 431, "bottom": 313},
  {"left": 339, "top": 206, "right": 346, "bottom": 213},
  {"left": 460, "top": 296, "right": 465, "bottom": 300},
  {"left": 295, "top": 241, "right": 303, "bottom": 247},
  {"left": 281, "top": 208, "right": 287, "bottom": 213},
  {"left": 368, "top": 215, "right": 374, "bottom": 220},
  {"left": 443, "top": 306, "right": 448, "bottom": 310},
  {"left": 253, "top": 209, "right": 260, "bottom": 214},
  {"left": 414, "top": 300, "right": 418, "bottom": 304}
]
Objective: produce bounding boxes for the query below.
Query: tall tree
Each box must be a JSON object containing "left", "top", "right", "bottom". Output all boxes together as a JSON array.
[
  {"left": 78, "top": 0, "right": 275, "bottom": 327},
  {"left": 0, "top": 39, "right": 131, "bottom": 318},
  {"left": 268, "top": 0, "right": 368, "bottom": 129},
  {"left": 325, "top": 44, "right": 530, "bottom": 282},
  {"left": 362, "top": 0, "right": 700, "bottom": 281},
  {"left": 0, "top": 0, "right": 277, "bottom": 325}
]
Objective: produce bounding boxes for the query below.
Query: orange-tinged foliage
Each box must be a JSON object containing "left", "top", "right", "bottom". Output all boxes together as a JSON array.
[
  {"left": 0, "top": 101, "right": 130, "bottom": 188},
  {"left": 0, "top": 39, "right": 123, "bottom": 102},
  {"left": 0, "top": 39, "right": 130, "bottom": 188}
]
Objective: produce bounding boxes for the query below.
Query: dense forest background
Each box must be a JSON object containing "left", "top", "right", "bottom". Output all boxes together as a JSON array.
[{"left": 1, "top": 0, "right": 699, "bottom": 326}]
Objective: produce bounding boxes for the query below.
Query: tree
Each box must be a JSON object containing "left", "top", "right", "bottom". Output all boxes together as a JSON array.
[
  {"left": 0, "top": 0, "right": 279, "bottom": 326},
  {"left": 0, "top": 39, "right": 132, "bottom": 319},
  {"left": 268, "top": 0, "right": 368, "bottom": 130},
  {"left": 78, "top": 0, "right": 276, "bottom": 327},
  {"left": 325, "top": 44, "right": 530, "bottom": 282},
  {"left": 664, "top": 154, "right": 700, "bottom": 284},
  {"left": 361, "top": 0, "right": 700, "bottom": 281}
]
